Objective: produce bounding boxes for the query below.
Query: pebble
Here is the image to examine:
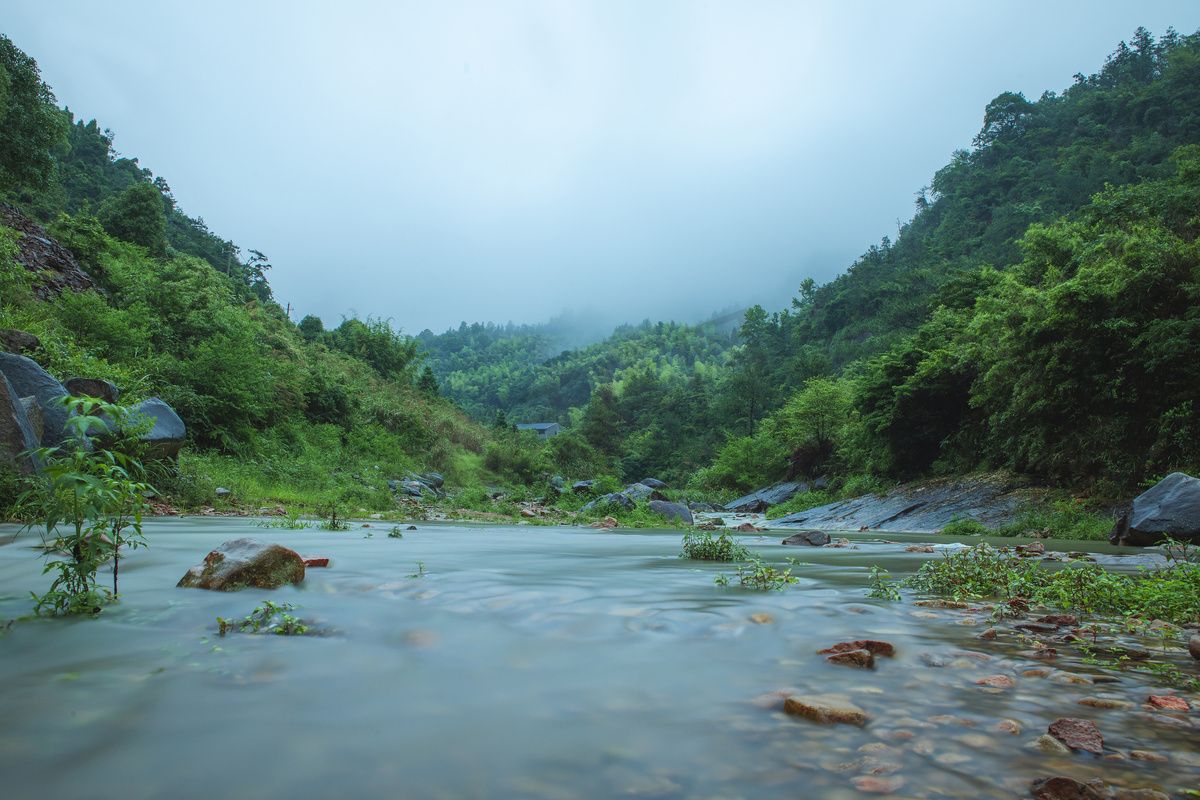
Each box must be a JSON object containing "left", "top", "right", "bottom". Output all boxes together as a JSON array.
[
  {"left": 749, "top": 613, "right": 774, "bottom": 625},
  {"left": 993, "top": 719, "right": 1021, "bottom": 735},
  {"left": 849, "top": 775, "right": 905, "bottom": 794},
  {"left": 783, "top": 694, "right": 868, "bottom": 727},
  {"left": 1049, "top": 671, "right": 1092, "bottom": 685},
  {"left": 1028, "top": 734, "right": 1071, "bottom": 755},
  {"left": 976, "top": 675, "right": 1014, "bottom": 688},
  {"left": 1047, "top": 717, "right": 1103, "bottom": 754},
  {"left": 1129, "top": 750, "right": 1168, "bottom": 762},
  {"left": 1146, "top": 694, "right": 1190, "bottom": 711},
  {"left": 1077, "top": 696, "right": 1135, "bottom": 710}
]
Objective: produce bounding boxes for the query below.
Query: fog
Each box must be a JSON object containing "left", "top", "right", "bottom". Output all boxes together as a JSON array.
[{"left": 5, "top": 2, "right": 1198, "bottom": 338}]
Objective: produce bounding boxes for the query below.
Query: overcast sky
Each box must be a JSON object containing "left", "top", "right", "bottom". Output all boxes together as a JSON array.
[{"left": 5, "top": 2, "right": 1199, "bottom": 336}]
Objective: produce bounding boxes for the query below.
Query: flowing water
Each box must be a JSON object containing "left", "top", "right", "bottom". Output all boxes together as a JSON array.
[{"left": 0, "top": 519, "right": 1195, "bottom": 799}]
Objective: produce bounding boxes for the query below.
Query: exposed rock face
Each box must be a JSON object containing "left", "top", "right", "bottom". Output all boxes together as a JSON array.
[
  {"left": 0, "top": 329, "right": 40, "bottom": 356},
  {"left": 64, "top": 377, "right": 120, "bottom": 404},
  {"left": 0, "top": 374, "right": 41, "bottom": 477},
  {"left": 773, "top": 474, "right": 1034, "bottom": 532},
  {"left": 1109, "top": 472, "right": 1200, "bottom": 546},
  {"left": 782, "top": 530, "right": 829, "bottom": 546},
  {"left": 640, "top": 478, "right": 669, "bottom": 490},
  {"left": 688, "top": 502, "right": 716, "bottom": 512},
  {"left": 20, "top": 397, "right": 43, "bottom": 442},
  {"left": 647, "top": 500, "right": 693, "bottom": 525},
  {"left": 1, "top": 202, "right": 100, "bottom": 299},
  {"left": 724, "top": 481, "right": 807, "bottom": 513},
  {"left": 782, "top": 694, "right": 867, "bottom": 726},
  {"left": 177, "top": 537, "right": 306, "bottom": 591},
  {"left": 0, "top": 353, "right": 82, "bottom": 451},
  {"left": 580, "top": 492, "right": 635, "bottom": 513},
  {"left": 572, "top": 479, "right": 596, "bottom": 494},
  {"left": 127, "top": 398, "right": 187, "bottom": 460}
]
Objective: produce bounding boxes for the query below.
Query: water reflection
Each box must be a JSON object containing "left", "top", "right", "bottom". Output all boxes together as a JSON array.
[{"left": 0, "top": 520, "right": 1193, "bottom": 799}]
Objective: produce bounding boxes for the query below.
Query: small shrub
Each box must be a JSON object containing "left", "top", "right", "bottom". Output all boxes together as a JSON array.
[
  {"left": 217, "top": 600, "right": 308, "bottom": 636},
  {"left": 716, "top": 557, "right": 799, "bottom": 591},
  {"left": 866, "top": 566, "right": 901, "bottom": 600},
  {"left": 680, "top": 529, "right": 752, "bottom": 561},
  {"left": 941, "top": 517, "right": 988, "bottom": 537}
]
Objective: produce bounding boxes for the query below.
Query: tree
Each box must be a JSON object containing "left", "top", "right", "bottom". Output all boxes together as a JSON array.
[
  {"left": 416, "top": 365, "right": 440, "bottom": 397},
  {"left": 0, "top": 35, "right": 69, "bottom": 190},
  {"left": 97, "top": 182, "right": 167, "bottom": 256}
]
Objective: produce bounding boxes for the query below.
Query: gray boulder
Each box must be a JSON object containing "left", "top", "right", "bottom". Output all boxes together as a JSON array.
[
  {"left": 782, "top": 530, "right": 829, "bottom": 546},
  {"left": 688, "top": 502, "right": 717, "bottom": 512},
  {"left": 724, "top": 481, "right": 808, "bottom": 513},
  {"left": 177, "top": 537, "right": 306, "bottom": 591},
  {"left": 1110, "top": 472, "right": 1200, "bottom": 546},
  {"left": 572, "top": 479, "right": 596, "bottom": 494},
  {"left": 551, "top": 475, "right": 565, "bottom": 488},
  {"left": 0, "top": 353, "right": 81, "bottom": 450},
  {"left": 20, "top": 396, "right": 42, "bottom": 443},
  {"left": 0, "top": 374, "right": 41, "bottom": 477},
  {"left": 640, "top": 478, "right": 669, "bottom": 490},
  {"left": 64, "top": 377, "right": 120, "bottom": 404},
  {"left": 580, "top": 492, "right": 635, "bottom": 513},
  {"left": 127, "top": 398, "right": 186, "bottom": 460},
  {"left": 420, "top": 472, "right": 444, "bottom": 489},
  {"left": 623, "top": 483, "right": 656, "bottom": 502},
  {"left": 648, "top": 500, "right": 693, "bottom": 525}
]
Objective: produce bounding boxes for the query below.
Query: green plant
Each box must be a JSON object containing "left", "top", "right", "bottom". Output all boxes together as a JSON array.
[
  {"left": 940, "top": 517, "right": 988, "bottom": 537},
  {"left": 20, "top": 397, "right": 153, "bottom": 616},
  {"left": 717, "top": 557, "right": 799, "bottom": 591},
  {"left": 866, "top": 566, "right": 901, "bottom": 600},
  {"left": 253, "top": 507, "right": 312, "bottom": 529},
  {"left": 217, "top": 600, "right": 308, "bottom": 636},
  {"left": 387, "top": 526, "right": 405, "bottom": 538},
  {"left": 679, "top": 529, "right": 753, "bottom": 561},
  {"left": 406, "top": 561, "right": 426, "bottom": 578},
  {"left": 320, "top": 500, "right": 352, "bottom": 531}
]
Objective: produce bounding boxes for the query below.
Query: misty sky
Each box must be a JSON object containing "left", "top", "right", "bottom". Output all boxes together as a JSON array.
[{"left": 5, "top": 2, "right": 1199, "bottom": 335}]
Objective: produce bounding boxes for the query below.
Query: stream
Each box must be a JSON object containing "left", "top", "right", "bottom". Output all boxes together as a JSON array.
[{"left": 0, "top": 519, "right": 1195, "bottom": 799}]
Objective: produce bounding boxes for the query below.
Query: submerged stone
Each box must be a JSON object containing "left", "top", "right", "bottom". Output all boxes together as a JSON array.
[
  {"left": 177, "top": 537, "right": 305, "bottom": 591},
  {"left": 1047, "top": 717, "right": 1103, "bottom": 754},
  {"left": 783, "top": 694, "right": 868, "bottom": 726}
]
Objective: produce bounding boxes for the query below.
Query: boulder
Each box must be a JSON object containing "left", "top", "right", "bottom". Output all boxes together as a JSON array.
[
  {"left": 817, "top": 640, "right": 895, "bottom": 657},
  {"left": 20, "top": 397, "right": 42, "bottom": 443},
  {"left": 688, "top": 502, "right": 716, "bottom": 512},
  {"left": 177, "top": 537, "right": 306, "bottom": 591},
  {"left": 1190, "top": 634, "right": 1200, "bottom": 661},
  {"left": 647, "top": 500, "right": 693, "bottom": 525},
  {"left": 550, "top": 475, "right": 564, "bottom": 488},
  {"left": 640, "top": 478, "right": 669, "bottom": 490},
  {"left": 0, "top": 374, "right": 41, "bottom": 477},
  {"left": 825, "top": 649, "right": 874, "bottom": 668},
  {"left": 572, "top": 479, "right": 596, "bottom": 494},
  {"left": 623, "top": 483, "right": 656, "bottom": 501},
  {"left": 0, "top": 353, "right": 80, "bottom": 450},
  {"left": 127, "top": 398, "right": 186, "bottom": 460},
  {"left": 64, "top": 377, "right": 120, "bottom": 404},
  {"left": 421, "top": 472, "right": 444, "bottom": 488},
  {"left": 580, "top": 492, "right": 635, "bottom": 513},
  {"left": 723, "top": 481, "right": 807, "bottom": 513},
  {"left": 0, "top": 329, "right": 40, "bottom": 356},
  {"left": 1110, "top": 472, "right": 1200, "bottom": 546},
  {"left": 782, "top": 530, "right": 829, "bottom": 546}
]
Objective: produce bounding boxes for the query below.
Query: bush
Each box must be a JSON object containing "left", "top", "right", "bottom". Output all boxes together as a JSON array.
[
  {"left": 680, "top": 529, "right": 752, "bottom": 561},
  {"left": 940, "top": 517, "right": 988, "bottom": 536}
]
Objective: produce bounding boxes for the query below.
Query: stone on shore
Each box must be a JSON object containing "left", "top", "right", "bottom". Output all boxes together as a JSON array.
[
  {"left": 783, "top": 694, "right": 868, "bottom": 726},
  {"left": 647, "top": 500, "right": 693, "bottom": 524},
  {"left": 0, "top": 374, "right": 41, "bottom": 478},
  {"left": 782, "top": 529, "right": 829, "bottom": 546},
  {"left": 177, "top": 537, "right": 306, "bottom": 591},
  {"left": 1109, "top": 471, "right": 1200, "bottom": 546}
]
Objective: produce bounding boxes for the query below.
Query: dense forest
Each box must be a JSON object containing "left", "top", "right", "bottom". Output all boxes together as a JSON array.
[
  {"left": 2, "top": 26, "right": 1199, "bottom": 508},
  {"left": 418, "top": 25, "right": 1200, "bottom": 495}
]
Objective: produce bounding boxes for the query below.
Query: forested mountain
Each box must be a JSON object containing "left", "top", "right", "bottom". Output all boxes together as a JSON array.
[{"left": 420, "top": 26, "right": 1200, "bottom": 493}]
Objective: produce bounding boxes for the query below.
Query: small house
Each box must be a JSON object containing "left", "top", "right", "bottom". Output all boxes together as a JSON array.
[{"left": 516, "top": 422, "right": 562, "bottom": 440}]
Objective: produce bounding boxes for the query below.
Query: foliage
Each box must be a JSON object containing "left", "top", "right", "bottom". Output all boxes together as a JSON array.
[
  {"left": 217, "top": 600, "right": 308, "bottom": 636},
  {"left": 252, "top": 508, "right": 312, "bottom": 529},
  {"left": 97, "top": 182, "right": 167, "bottom": 256},
  {"left": 940, "top": 517, "right": 988, "bottom": 537},
  {"left": 679, "top": 529, "right": 752, "bottom": 561},
  {"left": 866, "top": 566, "right": 901, "bottom": 600},
  {"left": 993, "top": 502, "right": 1113, "bottom": 540},
  {"left": 0, "top": 34, "right": 69, "bottom": 190},
  {"left": 764, "top": 489, "right": 837, "bottom": 519},
  {"left": 715, "top": 556, "right": 799, "bottom": 591},
  {"left": 19, "top": 397, "right": 152, "bottom": 616}
]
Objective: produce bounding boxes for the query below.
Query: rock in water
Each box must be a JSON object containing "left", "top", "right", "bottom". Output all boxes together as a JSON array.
[
  {"left": 1109, "top": 472, "right": 1200, "bottom": 546},
  {"left": 177, "top": 537, "right": 306, "bottom": 591},
  {"left": 1047, "top": 717, "right": 1103, "bottom": 754},
  {"left": 647, "top": 500, "right": 693, "bottom": 524},
  {"left": 825, "top": 649, "right": 874, "bottom": 668},
  {"left": 1030, "top": 777, "right": 1108, "bottom": 800},
  {"left": 818, "top": 640, "right": 895, "bottom": 657},
  {"left": 1189, "top": 634, "right": 1200, "bottom": 661},
  {"left": 782, "top": 694, "right": 867, "bottom": 726},
  {"left": 782, "top": 530, "right": 829, "bottom": 546}
]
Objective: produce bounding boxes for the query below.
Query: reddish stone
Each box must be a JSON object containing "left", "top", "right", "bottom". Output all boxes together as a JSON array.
[
  {"left": 977, "top": 675, "right": 1014, "bottom": 688},
  {"left": 1147, "top": 695, "right": 1190, "bottom": 711},
  {"left": 1035, "top": 614, "right": 1080, "bottom": 627},
  {"left": 301, "top": 555, "right": 329, "bottom": 568},
  {"left": 1047, "top": 718, "right": 1104, "bottom": 755},
  {"left": 850, "top": 776, "right": 905, "bottom": 794},
  {"left": 1030, "top": 776, "right": 1107, "bottom": 800},
  {"left": 818, "top": 639, "right": 895, "bottom": 657},
  {"left": 735, "top": 522, "right": 758, "bottom": 532},
  {"left": 826, "top": 649, "right": 875, "bottom": 668}
]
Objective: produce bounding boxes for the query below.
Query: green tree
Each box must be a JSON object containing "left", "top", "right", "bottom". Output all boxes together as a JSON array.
[
  {"left": 416, "top": 365, "right": 440, "bottom": 397},
  {"left": 0, "top": 35, "right": 68, "bottom": 190},
  {"left": 97, "top": 182, "right": 167, "bottom": 256}
]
